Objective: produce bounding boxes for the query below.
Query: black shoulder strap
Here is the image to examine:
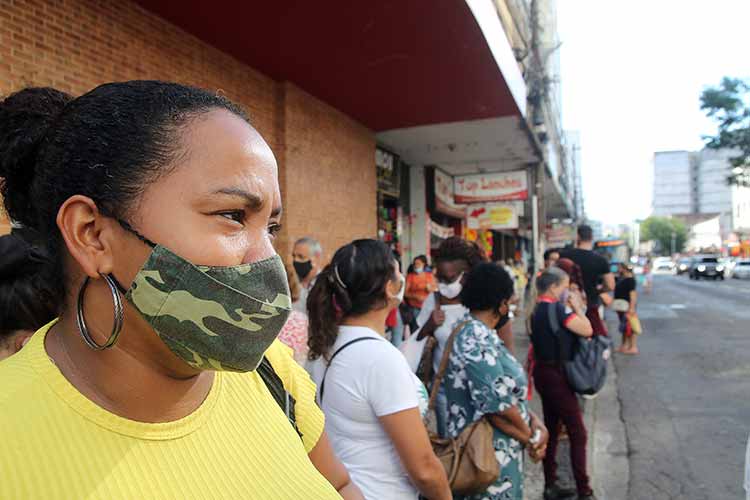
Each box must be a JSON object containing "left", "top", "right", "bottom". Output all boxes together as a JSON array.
[
  {"left": 257, "top": 356, "right": 303, "bottom": 440},
  {"left": 318, "top": 337, "right": 382, "bottom": 404},
  {"left": 547, "top": 302, "right": 561, "bottom": 335}
]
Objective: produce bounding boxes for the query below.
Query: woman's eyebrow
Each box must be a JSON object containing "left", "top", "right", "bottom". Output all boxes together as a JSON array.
[
  {"left": 212, "top": 187, "right": 282, "bottom": 218},
  {"left": 213, "top": 187, "right": 264, "bottom": 211}
]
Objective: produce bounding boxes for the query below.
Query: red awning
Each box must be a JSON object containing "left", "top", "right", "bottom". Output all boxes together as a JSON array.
[{"left": 135, "top": 0, "right": 523, "bottom": 131}]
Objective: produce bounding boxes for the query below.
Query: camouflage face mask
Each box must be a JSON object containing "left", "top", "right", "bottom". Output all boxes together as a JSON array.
[{"left": 113, "top": 221, "right": 292, "bottom": 372}]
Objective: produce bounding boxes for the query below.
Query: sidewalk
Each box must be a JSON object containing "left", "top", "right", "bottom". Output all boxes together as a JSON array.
[{"left": 515, "top": 314, "right": 629, "bottom": 499}]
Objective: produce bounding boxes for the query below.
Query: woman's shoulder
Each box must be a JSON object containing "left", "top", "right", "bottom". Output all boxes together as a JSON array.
[
  {"left": 453, "top": 316, "right": 497, "bottom": 347},
  {"left": 0, "top": 344, "right": 60, "bottom": 434}
]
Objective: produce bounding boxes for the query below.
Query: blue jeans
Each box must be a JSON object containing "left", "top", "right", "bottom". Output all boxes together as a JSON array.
[{"left": 389, "top": 308, "right": 405, "bottom": 347}]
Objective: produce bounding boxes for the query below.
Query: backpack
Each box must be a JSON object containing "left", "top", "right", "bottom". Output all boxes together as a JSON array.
[{"left": 548, "top": 304, "right": 612, "bottom": 395}]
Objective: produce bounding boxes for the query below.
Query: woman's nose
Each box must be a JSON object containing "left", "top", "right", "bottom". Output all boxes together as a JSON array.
[{"left": 241, "top": 233, "right": 276, "bottom": 264}]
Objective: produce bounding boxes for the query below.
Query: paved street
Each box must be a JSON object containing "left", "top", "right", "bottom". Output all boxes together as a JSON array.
[{"left": 615, "top": 274, "right": 750, "bottom": 499}]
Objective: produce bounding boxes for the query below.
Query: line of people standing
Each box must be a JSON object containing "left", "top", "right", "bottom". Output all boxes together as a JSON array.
[{"left": 300, "top": 236, "right": 556, "bottom": 499}]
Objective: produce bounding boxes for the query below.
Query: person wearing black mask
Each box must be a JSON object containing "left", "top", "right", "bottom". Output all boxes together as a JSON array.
[
  {"left": 437, "top": 262, "right": 548, "bottom": 499},
  {"left": 292, "top": 236, "right": 324, "bottom": 314}
]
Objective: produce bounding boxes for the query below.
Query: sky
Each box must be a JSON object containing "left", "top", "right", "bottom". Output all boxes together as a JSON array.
[{"left": 557, "top": 0, "right": 750, "bottom": 225}]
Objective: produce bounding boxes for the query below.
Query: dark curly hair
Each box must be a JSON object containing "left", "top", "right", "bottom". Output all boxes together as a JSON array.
[
  {"left": 0, "top": 232, "right": 57, "bottom": 342},
  {"left": 435, "top": 236, "right": 487, "bottom": 269},
  {"left": 0, "top": 82, "right": 248, "bottom": 304},
  {"left": 460, "top": 262, "right": 515, "bottom": 311},
  {"left": 307, "top": 239, "right": 397, "bottom": 361}
]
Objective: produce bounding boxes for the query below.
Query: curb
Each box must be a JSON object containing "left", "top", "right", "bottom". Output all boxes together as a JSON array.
[{"left": 591, "top": 356, "right": 630, "bottom": 500}]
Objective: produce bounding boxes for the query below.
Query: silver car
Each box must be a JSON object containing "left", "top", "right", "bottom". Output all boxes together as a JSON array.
[{"left": 732, "top": 260, "right": 750, "bottom": 279}]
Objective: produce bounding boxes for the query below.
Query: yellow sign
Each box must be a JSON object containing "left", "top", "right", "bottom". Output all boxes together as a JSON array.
[{"left": 466, "top": 203, "right": 519, "bottom": 230}]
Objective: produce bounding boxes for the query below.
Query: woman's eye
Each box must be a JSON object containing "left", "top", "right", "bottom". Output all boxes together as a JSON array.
[
  {"left": 268, "top": 223, "right": 283, "bottom": 239},
  {"left": 218, "top": 210, "right": 245, "bottom": 224}
]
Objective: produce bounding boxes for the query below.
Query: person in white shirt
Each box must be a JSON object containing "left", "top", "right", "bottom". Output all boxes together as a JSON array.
[
  {"left": 307, "top": 239, "right": 449, "bottom": 500},
  {"left": 413, "top": 236, "right": 487, "bottom": 435}
]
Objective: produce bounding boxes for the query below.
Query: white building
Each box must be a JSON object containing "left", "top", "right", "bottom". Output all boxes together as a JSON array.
[
  {"left": 687, "top": 215, "right": 722, "bottom": 252},
  {"left": 653, "top": 151, "right": 694, "bottom": 216},
  {"left": 654, "top": 148, "right": 750, "bottom": 247},
  {"left": 696, "top": 149, "right": 733, "bottom": 215},
  {"left": 732, "top": 185, "right": 750, "bottom": 234}
]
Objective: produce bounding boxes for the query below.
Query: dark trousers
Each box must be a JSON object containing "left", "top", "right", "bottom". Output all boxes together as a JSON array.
[
  {"left": 586, "top": 304, "right": 608, "bottom": 336},
  {"left": 533, "top": 363, "right": 592, "bottom": 495}
]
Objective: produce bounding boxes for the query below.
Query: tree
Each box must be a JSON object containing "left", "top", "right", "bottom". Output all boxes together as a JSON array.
[
  {"left": 700, "top": 77, "right": 750, "bottom": 186},
  {"left": 640, "top": 216, "right": 687, "bottom": 255}
]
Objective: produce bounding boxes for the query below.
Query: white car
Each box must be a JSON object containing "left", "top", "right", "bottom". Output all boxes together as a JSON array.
[
  {"left": 653, "top": 257, "right": 675, "bottom": 274},
  {"left": 732, "top": 260, "right": 750, "bottom": 279}
]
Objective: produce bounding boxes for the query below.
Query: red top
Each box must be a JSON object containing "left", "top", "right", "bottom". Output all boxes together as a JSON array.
[
  {"left": 405, "top": 271, "right": 436, "bottom": 308},
  {"left": 537, "top": 296, "right": 558, "bottom": 304}
]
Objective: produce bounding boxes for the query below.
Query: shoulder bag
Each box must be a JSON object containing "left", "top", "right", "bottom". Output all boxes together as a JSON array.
[
  {"left": 548, "top": 304, "right": 612, "bottom": 395},
  {"left": 415, "top": 292, "right": 442, "bottom": 386},
  {"left": 257, "top": 356, "right": 303, "bottom": 440},
  {"left": 612, "top": 298, "right": 630, "bottom": 313},
  {"left": 425, "top": 320, "right": 500, "bottom": 495}
]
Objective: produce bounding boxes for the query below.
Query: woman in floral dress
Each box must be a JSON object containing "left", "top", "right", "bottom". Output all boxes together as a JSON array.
[{"left": 440, "top": 263, "right": 549, "bottom": 500}]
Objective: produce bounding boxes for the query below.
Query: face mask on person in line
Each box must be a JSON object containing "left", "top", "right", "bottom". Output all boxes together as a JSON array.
[
  {"left": 438, "top": 273, "right": 464, "bottom": 299},
  {"left": 111, "top": 220, "right": 292, "bottom": 372},
  {"left": 414, "top": 266, "right": 424, "bottom": 274},
  {"left": 496, "top": 302, "right": 511, "bottom": 330},
  {"left": 293, "top": 259, "right": 313, "bottom": 281},
  {"left": 389, "top": 274, "right": 406, "bottom": 303}
]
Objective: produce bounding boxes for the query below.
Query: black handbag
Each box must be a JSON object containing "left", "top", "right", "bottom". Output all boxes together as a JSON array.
[{"left": 548, "top": 304, "right": 612, "bottom": 395}]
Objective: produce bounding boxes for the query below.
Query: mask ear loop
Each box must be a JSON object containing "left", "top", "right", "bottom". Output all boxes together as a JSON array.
[
  {"left": 76, "top": 273, "right": 125, "bottom": 350},
  {"left": 116, "top": 219, "right": 158, "bottom": 248}
]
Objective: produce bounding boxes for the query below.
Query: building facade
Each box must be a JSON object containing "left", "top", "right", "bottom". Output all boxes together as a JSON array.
[
  {"left": 653, "top": 148, "right": 750, "bottom": 253},
  {"left": 1, "top": 0, "right": 575, "bottom": 269},
  {"left": 653, "top": 151, "right": 694, "bottom": 216}
]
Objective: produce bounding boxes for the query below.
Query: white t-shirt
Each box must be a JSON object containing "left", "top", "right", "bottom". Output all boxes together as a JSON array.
[
  {"left": 415, "top": 293, "right": 469, "bottom": 374},
  {"left": 307, "top": 326, "right": 425, "bottom": 500}
]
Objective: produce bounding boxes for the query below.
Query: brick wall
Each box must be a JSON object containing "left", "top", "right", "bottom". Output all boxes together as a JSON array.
[
  {"left": 278, "top": 83, "right": 377, "bottom": 262},
  {"left": 0, "top": 0, "right": 377, "bottom": 257}
]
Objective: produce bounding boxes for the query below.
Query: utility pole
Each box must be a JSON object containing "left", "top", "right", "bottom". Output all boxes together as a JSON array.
[
  {"left": 529, "top": 0, "right": 544, "bottom": 273},
  {"left": 671, "top": 231, "right": 676, "bottom": 256}
]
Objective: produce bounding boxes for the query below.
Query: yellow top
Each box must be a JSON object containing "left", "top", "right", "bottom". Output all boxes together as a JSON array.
[{"left": 0, "top": 321, "right": 340, "bottom": 499}]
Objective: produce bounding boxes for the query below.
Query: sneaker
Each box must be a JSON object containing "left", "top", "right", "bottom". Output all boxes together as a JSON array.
[{"left": 543, "top": 484, "right": 576, "bottom": 499}]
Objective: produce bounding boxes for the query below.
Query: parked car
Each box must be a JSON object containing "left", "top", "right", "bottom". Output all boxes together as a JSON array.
[
  {"left": 731, "top": 260, "right": 750, "bottom": 279},
  {"left": 676, "top": 258, "right": 692, "bottom": 275},
  {"left": 689, "top": 256, "right": 725, "bottom": 280},
  {"left": 653, "top": 257, "right": 675, "bottom": 273}
]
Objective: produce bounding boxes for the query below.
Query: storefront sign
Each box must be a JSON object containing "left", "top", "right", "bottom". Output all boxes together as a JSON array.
[
  {"left": 430, "top": 219, "right": 455, "bottom": 239},
  {"left": 545, "top": 224, "right": 576, "bottom": 248},
  {"left": 466, "top": 203, "right": 519, "bottom": 230},
  {"left": 376, "top": 148, "right": 399, "bottom": 196},
  {"left": 434, "top": 169, "right": 465, "bottom": 219},
  {"left": 454, "top": 170, "right": 528, "bottom": 204}
]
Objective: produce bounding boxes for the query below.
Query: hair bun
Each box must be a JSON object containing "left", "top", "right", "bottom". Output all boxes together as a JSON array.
[
  {"left": 0, "top": 232, "right": 51, "bottom": 279},
  {"left": 0, "top": 87, "right": 72, "bottom": 227}
]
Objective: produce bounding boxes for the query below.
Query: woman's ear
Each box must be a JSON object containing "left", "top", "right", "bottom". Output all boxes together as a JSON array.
[
  {"left": 56, "top": 195, "right": 119, "bottom": 278},
  {"left": 499, "top": 300, "right": 510, "bottom": 317}
]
